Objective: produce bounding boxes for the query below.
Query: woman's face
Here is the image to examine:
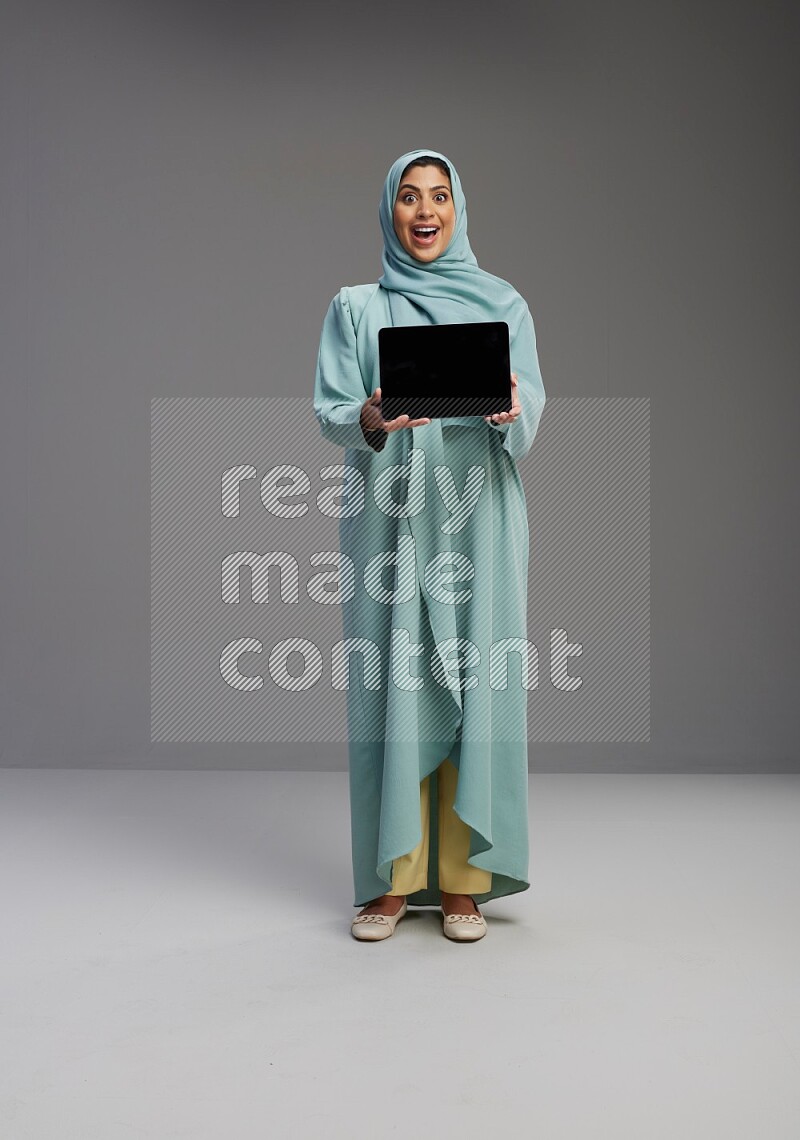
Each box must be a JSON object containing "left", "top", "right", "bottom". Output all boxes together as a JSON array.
[{"left": 392, "top": 164, "right": 456, "bottom": 262}]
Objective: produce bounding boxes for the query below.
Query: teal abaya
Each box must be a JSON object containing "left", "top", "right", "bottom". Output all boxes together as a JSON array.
[{"left": 313, "top": 149, "right": 546, "bottom": 907}]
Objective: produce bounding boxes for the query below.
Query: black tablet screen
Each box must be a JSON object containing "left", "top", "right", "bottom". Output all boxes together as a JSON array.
[{"left": 378, "top": 321, "right": 511, "bottom": 421}]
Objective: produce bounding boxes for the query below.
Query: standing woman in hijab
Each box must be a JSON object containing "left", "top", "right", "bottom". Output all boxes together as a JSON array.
[{"left": 314, "top": 148, "right": 546, "bottom": 942}]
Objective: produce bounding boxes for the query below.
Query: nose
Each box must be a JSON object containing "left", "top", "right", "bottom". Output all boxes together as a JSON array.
[{"left": 416, "top": 200, "right": 434, "bottom": 218}]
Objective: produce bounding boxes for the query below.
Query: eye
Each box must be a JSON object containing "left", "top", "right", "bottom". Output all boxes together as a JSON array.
[{"left": 435, "top": 193, "right": 449, "bottom": 202}]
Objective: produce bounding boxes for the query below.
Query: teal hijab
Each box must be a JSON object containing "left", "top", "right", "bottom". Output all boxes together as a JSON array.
[{"left": 377, "top": 147, "right": 527, "bottom": 330}]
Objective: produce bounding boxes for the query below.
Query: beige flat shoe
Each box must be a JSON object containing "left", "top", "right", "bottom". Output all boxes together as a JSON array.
[
  {"left": 351, "top": 898, "right": 408, "bottom": 941},
  {"left": 442, "top": 907, "right": 487, "bottom": 942}
]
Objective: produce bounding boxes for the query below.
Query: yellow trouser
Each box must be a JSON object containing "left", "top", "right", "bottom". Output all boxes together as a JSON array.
[{"left": 387, "top": 757, "right": 492, "bottom": 895}]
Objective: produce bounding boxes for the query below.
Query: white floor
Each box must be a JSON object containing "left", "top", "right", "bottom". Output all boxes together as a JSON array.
[{"left": 0, "top": 770, "right": 798, "bottom": 1139}]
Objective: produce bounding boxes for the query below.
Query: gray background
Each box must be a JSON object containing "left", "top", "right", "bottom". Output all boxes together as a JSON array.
[{"left": 2, "top": 0, "right": 797, "bottom": 771}]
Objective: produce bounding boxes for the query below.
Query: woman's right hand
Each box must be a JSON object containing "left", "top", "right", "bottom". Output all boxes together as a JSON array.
[{"left": 360, "top": 386, "right": 432, "bottom": 434}]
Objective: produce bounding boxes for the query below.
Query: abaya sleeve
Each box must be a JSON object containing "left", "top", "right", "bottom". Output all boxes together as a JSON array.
[
  {"left": 314, "top": 289, "right": 387, "bottom": 453},
  {"left": 492, "top": 304, "right": 547, "bottom": 462}
]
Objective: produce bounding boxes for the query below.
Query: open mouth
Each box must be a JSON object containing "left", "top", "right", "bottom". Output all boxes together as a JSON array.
[{"left": 411, "top": 225, "right": 439, "bottom": 245}]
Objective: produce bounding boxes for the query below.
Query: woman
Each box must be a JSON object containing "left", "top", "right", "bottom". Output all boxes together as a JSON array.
[{"left": 313, "top": 148, "right": 546, "bottom": 942}]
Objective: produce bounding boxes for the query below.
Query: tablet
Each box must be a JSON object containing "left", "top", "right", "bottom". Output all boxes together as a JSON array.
[{"left": 378, "top": 321, "right": 511, "bottom": 421}]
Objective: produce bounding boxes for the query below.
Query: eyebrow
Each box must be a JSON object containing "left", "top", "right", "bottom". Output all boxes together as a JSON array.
[{"left": 397, "top": 183, "right": 450, "bottom": 194}]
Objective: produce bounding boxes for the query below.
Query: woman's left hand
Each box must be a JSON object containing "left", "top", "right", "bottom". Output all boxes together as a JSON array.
[{"left": 484, "top": 373, "right": 521, "bottom": 426}]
